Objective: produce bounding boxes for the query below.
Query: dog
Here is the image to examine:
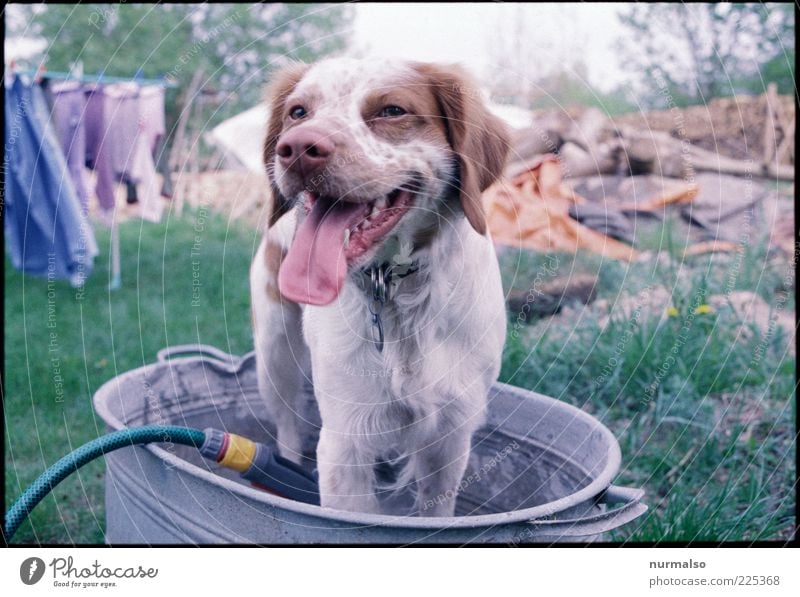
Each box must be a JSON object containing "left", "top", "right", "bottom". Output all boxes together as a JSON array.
[{"left": 250, "top": 57, "right": 510, "bottom": 516}]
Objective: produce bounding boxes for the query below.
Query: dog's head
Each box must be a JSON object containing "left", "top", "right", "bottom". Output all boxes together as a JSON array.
[{"left": 263, "top": 57, "right": 509, "bottom": 305}]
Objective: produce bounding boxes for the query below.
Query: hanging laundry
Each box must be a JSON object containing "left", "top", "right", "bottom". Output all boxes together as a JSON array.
[
  {"left": 83, "top": 83, "right": 117, "bottom": 212},
  {"left": 103, "top": 82, "right": 139, "bottom": 181},
  {"left": 139, "top": 86, "right": 166, "bottom": 155},
  {"left": 103, "top": 82, "right": 163, "bottom": 222},
  {"left": 50, "top": 80, "right": 89, "bottom": 211},
  {"left": 4, "top": 74, "right": 98, "bottom": 285},
  {"left": 136, "top": 85, "right": 168, "bottom": 210},
  {"left": 140, "top": 85, "right": 173, "bottom": 198}
]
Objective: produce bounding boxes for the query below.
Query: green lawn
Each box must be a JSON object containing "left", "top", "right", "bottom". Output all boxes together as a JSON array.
[
  {"left": 5, "top": 210, "right": 259, "bottom": 543},
  {"left": 499, "top": 219, "right": 796, "bottom": 542},
  {"left": 5, "top": 212, "right": 796, "bottom": 544}
]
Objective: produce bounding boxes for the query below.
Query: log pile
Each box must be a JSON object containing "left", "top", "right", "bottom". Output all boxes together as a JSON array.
[
  {"left": 507, "top": 90, "right": 795, "bottom": 182},
  {"left": 614, "top": 89, "right": 795, "bottom": 164},
  {"left": 493, "top": 89, "right": 795, "bottom": 265}
]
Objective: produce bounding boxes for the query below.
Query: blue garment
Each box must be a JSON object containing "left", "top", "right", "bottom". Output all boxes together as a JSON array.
[
  {"left": 50, "top": 81, "right": 89, "bottom": 211},
  {"left": 4, "top": 75, "right": 98, "bottom": 285}
]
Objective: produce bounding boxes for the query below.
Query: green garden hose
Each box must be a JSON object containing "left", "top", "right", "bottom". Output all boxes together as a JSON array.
[
  {"left": 4, "top": 426, "right": 204, "bottom": 541},
  {"left": 4, "top": 424, "right": 320, "bottom": 541}
]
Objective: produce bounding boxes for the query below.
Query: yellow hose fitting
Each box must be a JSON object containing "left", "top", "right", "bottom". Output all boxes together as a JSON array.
[{"left": 219, "top": 433, "right": 258, "bottom": 472}]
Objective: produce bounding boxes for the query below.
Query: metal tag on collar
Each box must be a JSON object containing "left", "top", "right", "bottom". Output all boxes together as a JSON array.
[{"left": 367, "top": 263, "right": 391, "bottom": 352}]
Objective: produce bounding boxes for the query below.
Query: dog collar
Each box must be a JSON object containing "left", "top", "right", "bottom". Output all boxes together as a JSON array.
[{"left": 361, "top": 261, "right": 419, "bottom": 353}]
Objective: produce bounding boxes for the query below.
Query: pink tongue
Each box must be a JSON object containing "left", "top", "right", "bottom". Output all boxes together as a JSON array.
[{"left": 279, "top": 199, "right": 366, "bottom": 305}]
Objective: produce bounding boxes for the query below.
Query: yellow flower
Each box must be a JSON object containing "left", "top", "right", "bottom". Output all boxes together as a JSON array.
[
  {"left": 694, "top": 304, "right": 714, "bottom": 315},
  {"left": 666, "top": 307, "right": 679, "bottom": 317}
]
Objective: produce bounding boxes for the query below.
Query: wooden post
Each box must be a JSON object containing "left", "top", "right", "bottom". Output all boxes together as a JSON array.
[
  {"left": 109, "top": 218, "right": 121, "bottom": 290},
  {"left": 186, "top": 96, "right": 204, "bottom": 213},
  {"left": 775, "top": 113, "right": 795, "bottom": 166},
  {"left": 170, "top": 69, "right": 204, "bottom": 216},
  {"left": 762, "top": 82, "right": 778, "bottom": 168}
]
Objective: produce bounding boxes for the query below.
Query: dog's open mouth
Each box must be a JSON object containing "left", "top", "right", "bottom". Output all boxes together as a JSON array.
[{"left": 278, "top": 188, "right": 414, "bottom": 306}]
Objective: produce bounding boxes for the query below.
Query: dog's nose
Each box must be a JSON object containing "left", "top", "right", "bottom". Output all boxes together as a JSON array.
[{"left": 276, "top": 128, "right": 333, "bottom": 174}]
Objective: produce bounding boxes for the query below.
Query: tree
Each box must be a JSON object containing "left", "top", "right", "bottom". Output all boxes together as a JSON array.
[
  {"left": 9, "top": 4, "right": 353, "bottom": 120},
  {"left": 617, "top": 3, "right": 795, "bottom": 107},
  {"left": 485, "top": 5, "right": 636, "bottom": 116}
]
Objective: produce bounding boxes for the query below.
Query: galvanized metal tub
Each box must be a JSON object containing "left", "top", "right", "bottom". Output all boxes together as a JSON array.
[{"left": 93, "top": 344, "right": 646, "bottom": 544}]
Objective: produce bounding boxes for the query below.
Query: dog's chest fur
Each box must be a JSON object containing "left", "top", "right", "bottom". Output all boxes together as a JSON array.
[{"left": 302, "top": 218, "right": 506, "bottom": 448}]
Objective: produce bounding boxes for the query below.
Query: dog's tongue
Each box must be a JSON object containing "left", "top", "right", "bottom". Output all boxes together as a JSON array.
[{"left": 279, "top": 198, "right": 366, "bottom": 305}]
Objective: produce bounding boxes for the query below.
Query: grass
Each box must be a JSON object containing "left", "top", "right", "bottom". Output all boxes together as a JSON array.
[
  {"left": 5, "top": 211, "right": 795, "bottom": 544},
  {"left": 5, "top": 209, "right": 258, "bottom": 543},
  {"left": 498, "top": 223, "right": 796, "bottom": 542}
]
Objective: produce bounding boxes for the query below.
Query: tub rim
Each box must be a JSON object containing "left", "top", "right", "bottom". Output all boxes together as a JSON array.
[{"left": 93, "top": 352, "right": 623, "bottom": 531}]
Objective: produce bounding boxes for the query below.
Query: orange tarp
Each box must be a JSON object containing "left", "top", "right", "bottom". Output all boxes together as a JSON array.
[
  {"left": 617, "top": 182, "right": 699, "bottom": 212},
  {"left": 484, "top": 155, "right": 640, "bottom": 261}
]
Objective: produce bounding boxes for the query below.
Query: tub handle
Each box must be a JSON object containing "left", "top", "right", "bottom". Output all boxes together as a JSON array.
[
  {"left": 522, "top": 485, "right": 647, "bottom": 539},
  {"left": 156, "top": 344, "right": 240, "bottom": 367}
]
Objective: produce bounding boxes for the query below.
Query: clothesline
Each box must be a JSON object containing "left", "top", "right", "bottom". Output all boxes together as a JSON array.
[
  {"left": 12, "top": 68, "right": 177, "bottom": 88},
  {"left": 5, "top": 71, "right": 174, "bottom": 290}
]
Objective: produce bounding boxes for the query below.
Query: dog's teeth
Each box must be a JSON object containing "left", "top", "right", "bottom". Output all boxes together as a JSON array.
[
  {"left": 376, "top": 197, "right": 388, "bottom": 210},
  {"left": 343, "top": 228, "right": 350, "bottom": 248}
]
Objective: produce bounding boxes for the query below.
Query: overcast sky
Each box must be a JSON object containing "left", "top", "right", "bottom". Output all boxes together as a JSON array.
[
  {"left": 6, "top": 3, "right": 629, "bottom": 93},
  {"left": 352, "top": 3, "right": 628, "bottom": 92}
]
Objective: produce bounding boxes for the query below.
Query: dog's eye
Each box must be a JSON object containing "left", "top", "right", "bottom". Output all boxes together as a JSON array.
[
  {"left": 379, "top": 105, "right": 406, "bottom": 118},
  {"left": 289, "top": 105, "right": 307, "bottom": 120}
]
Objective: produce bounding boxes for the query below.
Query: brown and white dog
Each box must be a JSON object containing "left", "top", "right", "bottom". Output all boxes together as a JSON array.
[{"left": 250, "top": 57, "right": 510, "bottom": 516}]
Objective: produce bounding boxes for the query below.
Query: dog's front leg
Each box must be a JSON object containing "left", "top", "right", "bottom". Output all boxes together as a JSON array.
[
  {"left": 251, "top": 237, "right": 311, "bottom": 466},
  {"left": 414, "top": 426, "right": 473, "bottom": 517},
  {"left": 316, "top": 427, "right": 381, "bottom": 514}
]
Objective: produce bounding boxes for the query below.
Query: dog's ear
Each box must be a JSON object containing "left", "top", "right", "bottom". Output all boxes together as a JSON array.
[
  {"left": 263, "top": 62, "right": 310, "bottom": 228},
  {"left": 414, "top": 63, "right": 510, "bottom": 235}
]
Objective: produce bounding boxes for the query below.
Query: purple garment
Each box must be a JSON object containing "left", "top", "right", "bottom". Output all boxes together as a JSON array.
[
  {"left": 101, "top": 83, "right": 164, "bottom": 222},
  {"left": 83, "top": 85, "right": 116, "bottom": 211},
  {"left": 140, "top": 86, "right": 171, "bottom": 198},
  {"left": 50, "top": 81, "right": 89, "bottom": 211},
  {"left": 138, "top": 86, "right": 165, "bottom": 154},
  {"left": 103, "top": 83, "right": 142, "bottom": 183}
]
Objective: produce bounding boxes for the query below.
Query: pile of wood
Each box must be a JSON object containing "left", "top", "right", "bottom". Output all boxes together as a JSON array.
[
  {"left": 185, "top": 170, "right": 271, "bottom": 226},
  {"left": 495, "top": 87, "right": 797, "bottom": 266},
  {"left": 614, "top": 87, "right": 795, "bottom": 164},
  {"left": 507, "top": 86, "right": 795, "bottom": 182}
]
